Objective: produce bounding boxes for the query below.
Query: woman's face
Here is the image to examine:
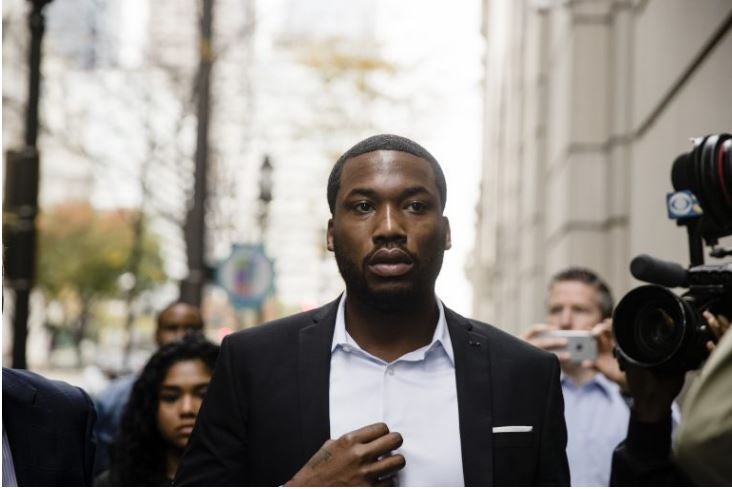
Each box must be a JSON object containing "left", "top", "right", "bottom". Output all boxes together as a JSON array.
[{"left": 156, "top": 359, "right": 212, "bottom": 450}]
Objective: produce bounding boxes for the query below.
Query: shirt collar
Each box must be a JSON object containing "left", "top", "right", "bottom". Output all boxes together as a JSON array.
[
  {"left": 331, "top": 292, "right": 454, "bottom": 366},
  {"left": 560, "top": 371, "right": 616, "bottom": 398}
]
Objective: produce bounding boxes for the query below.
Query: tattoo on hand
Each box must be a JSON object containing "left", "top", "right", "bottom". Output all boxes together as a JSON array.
[{"left": 308, "top": 448, "right": 333, "bottom": 469}]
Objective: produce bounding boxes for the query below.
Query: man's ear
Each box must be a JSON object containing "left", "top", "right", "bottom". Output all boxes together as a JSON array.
[
  {"left": 443, "top": 216, "right": 452, "bottom": 250},
  {"left": 326, "top": 218, "right": 335, "bottom": 251}
]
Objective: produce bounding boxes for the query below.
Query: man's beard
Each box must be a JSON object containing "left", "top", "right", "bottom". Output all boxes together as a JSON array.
[{"left": 332, "top": 237, "right": 445, "bottom": 312}]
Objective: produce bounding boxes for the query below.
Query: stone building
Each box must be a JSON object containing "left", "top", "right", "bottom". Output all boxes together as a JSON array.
[{"left": 470, "top": 0, "right": 732, "bottom": 333}]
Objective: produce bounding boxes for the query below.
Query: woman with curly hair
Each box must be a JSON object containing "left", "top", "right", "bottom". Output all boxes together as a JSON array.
[{"left": 95, "top": 334, "right": 219, "bottom": 486}]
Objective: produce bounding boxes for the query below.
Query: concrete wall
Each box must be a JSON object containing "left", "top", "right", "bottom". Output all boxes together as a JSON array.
[{"left": 471, "top": 0, "right": 732, "bottom": 333}]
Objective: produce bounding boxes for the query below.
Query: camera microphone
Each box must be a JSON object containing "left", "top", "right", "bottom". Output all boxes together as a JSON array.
[{"left": 630, "top": 254, "right": 688, "bottom": 287}]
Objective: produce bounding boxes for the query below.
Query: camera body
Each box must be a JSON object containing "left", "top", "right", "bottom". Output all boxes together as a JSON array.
[
  {"left": 613, "top": 261, "right": 732, "bottom": 372},
  {"left": 613, "top": 133, "right": 732, "bottom": 373}
]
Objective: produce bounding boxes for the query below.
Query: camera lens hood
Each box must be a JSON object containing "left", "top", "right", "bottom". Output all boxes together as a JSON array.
[
  {"left": 613, "top": 285, "right": 688, "bottom": 369},
  {"left": 672, "top": 133, "right": 732, "bottom": 238}
]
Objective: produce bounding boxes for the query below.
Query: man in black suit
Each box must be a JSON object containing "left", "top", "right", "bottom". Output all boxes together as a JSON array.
[
  {"left": 2, "top": 368, "right": 96, "bottom": 486},
  {"left": 176, "top": 134, "right": 569, "bottom": 486}
]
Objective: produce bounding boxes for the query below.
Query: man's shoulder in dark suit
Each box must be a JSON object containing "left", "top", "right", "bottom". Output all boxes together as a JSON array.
[
  {"left": 455, "top": 311, "right": 558, "bottom": 363},
  {"left": 225, "top": 300, "right": 553, "bottom": 362},
  {"left": 226, "top": 304, "right": 328, "bottom": 343},
  {"left": 2, "top": 367, "right": 97, "bottom": 486},
  {"left": 177, "top": 299, "right": 569, "bottom": 486},
  {"left": 219, "top": 299, "right": 337, "bottom": 370},
  {"left": 3, "top": 367, "right": 93, "bottom": 412}
]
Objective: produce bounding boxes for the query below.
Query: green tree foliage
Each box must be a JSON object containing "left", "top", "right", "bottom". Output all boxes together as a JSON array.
[{"left": 36, "top": 201, "right": 166, "bottom": 363}]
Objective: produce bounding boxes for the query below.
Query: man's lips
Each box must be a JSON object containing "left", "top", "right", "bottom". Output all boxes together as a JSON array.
[
  {"left": 177, "top": 425, "right": 195, "bottom": 436},
  {"left": 369, "top": 262, "right": 414, "bottom": 277},
  {"left": 367, "top": 248, "right": 414, "bottom": 277}
]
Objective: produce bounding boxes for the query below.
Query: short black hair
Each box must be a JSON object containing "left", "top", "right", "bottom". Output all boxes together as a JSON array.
[
  {"left": 156, "top": 301, "right": 204, "bottom": 331},
  {"left": 549, "top": 267, "right": 614, "bottom": 319},
  {"left": 327, "top": 134, "right": 447, "bottom": 214}
]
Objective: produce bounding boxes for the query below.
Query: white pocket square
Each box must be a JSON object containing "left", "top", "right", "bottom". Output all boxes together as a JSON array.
[{"left": 492, "top": 425, "right": 533, "bottom": 433}]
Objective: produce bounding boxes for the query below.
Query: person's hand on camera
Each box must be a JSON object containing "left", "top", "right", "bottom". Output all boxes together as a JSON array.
[
  {"left": 579, "top": 319, "right": 629, "bottom": 392},
  {"left": 703, "top": 311, "right": 730, "bottom": 353},
  {"left": 519, "top": 324, "right": 570, "bottom": 362},
  {"left": 285, "top": 422, "right": 405, "bottom": 486},
  {"left": 624, "top": 364, "right": 684, "bottom": 423}
]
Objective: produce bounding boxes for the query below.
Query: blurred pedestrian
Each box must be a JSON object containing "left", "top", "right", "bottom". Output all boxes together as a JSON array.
[
  {"left": 94, "top": 301, "right": 205, "bottom": 474},
  {"left": 95, "top": 334, "right": 219, "bottom": 486},
  {"left": 3, "top": 368, "right": 96, "bottom": 486},
  {"left": 520, "top": 268, "right": 633, "bottom": 485}
]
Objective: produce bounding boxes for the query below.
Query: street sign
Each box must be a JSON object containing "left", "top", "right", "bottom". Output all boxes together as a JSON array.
[{"left": 216, "top": 244, "right": 275, "bottom": 309}]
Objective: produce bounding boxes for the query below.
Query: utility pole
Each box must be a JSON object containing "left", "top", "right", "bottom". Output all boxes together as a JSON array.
[
  {"left": 121, "top": 209, "right": 144, "bottom": 371},
  {"left": 181, "top": 0, "right": 215, "bottom": 306},
  {"left": 2, "top": 0, "right": 53, "bottom": 368}
]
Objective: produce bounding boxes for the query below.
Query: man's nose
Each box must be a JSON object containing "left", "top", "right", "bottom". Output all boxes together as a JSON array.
[
  {"left": 372, "top": 204, "right": 406, "bottom": 244},
  {"left": 558, "top": 309, "right": 573, "bottom": 330}
]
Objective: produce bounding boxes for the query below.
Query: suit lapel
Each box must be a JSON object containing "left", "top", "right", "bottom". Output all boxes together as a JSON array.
[
  {"left": 297, "top": 298, "right": 339, "bottom": 461},
  {"left": 446, "top": 308, "right": 494, "bottom": 486}
]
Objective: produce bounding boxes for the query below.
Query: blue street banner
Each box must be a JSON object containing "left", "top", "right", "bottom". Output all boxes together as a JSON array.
[{"left": 216, "top": 244, "right": 275, "bottom": 309}]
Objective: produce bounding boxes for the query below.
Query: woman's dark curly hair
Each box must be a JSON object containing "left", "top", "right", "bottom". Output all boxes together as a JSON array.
[{"left": 109, "top": 334, "right": 219, "bottom": 486}]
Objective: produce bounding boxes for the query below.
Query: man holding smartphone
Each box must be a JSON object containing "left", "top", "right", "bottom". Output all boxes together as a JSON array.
[{"left": 520, "top": 268, "right": 629, "bottom": 486}]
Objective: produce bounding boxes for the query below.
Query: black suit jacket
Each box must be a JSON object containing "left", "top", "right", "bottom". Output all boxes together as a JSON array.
[
  {"left": 2, "top": 368, "right": 97, "bottom": 486},
  {"left": 176, "top": 298, "right": 569, "bottom": 486}
]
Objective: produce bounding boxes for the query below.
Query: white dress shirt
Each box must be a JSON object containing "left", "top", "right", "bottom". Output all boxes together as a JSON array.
[
  {"left": 329, "top": 294, "right": 464, "bottom": 486},
  {"left": 2, "top": 424, "right": 18, "bottom": 487}
]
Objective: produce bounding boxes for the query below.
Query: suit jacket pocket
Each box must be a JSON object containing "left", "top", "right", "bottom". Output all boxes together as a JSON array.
[{"left": 493, "top": 431, "right": 536, "bottom": 448}]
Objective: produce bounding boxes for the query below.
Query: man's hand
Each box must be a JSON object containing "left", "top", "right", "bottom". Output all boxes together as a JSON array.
[
  {"left": 625, "top": 364, "right": 685, "bottom": 423},
  {"left": 580, "top": 319, "right": 629, "bottom": 392},
  {"left": 285, "top": 423, "right": 406, "bottom": 486},
  {"left": 519, "top": 324, "right": 570, "bottom": 361},
  {"left": 703, "top": 311, "right": 730, "bottom": 353}
]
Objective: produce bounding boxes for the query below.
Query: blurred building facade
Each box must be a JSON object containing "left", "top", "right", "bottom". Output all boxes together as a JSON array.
[{"left": 471, "top": 0, "right": 732, "bottom": 333}]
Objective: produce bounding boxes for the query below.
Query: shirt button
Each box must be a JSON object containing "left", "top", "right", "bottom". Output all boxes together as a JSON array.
[
  {"left": 387, "top": 368, "right": 395, "bottom": 376},
  {"left": 342, "top": 345, "right": 352, "bottom": 353}
]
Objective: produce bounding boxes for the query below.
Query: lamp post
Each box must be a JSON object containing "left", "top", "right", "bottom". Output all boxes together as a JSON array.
[
  {"left": 2, "top": 0, "right": 53, "bottom": 368},
  {"left": 257, "top": 155, "right": 273, "bottom": 239},
  {"left": 181, "top": 0, "right": 215, "bottom": 307},
  {"left": 256, "top": 155, "right": 273, "bottom": 323}
]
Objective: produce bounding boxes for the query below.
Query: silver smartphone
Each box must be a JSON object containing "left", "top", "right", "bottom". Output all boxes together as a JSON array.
[{"left": 536, "top": 330, "right": 597, "bottom": 362}]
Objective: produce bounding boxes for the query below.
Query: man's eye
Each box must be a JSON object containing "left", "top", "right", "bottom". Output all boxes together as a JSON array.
[
  {"left": 354, "top": 202, "right": 374, "bottom": 213},
  {"left": 160, "top": 393, "right": 180, "bottom": 403},
  {"left": 407, "top": 202, "right": 427, "bottom": 212}
]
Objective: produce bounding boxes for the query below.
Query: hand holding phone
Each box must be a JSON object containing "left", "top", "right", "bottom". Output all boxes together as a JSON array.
[{"left": 534, "top": 330, "right": 598, "bottom": 363}]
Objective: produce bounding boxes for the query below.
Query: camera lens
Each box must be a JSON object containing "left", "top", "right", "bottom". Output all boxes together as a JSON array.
[
  {"left": 633, "top": 304, "right": 681, "bottom": 363},
  {"left": 613, "top": 285, "right": 691, "bottom": 369}
]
